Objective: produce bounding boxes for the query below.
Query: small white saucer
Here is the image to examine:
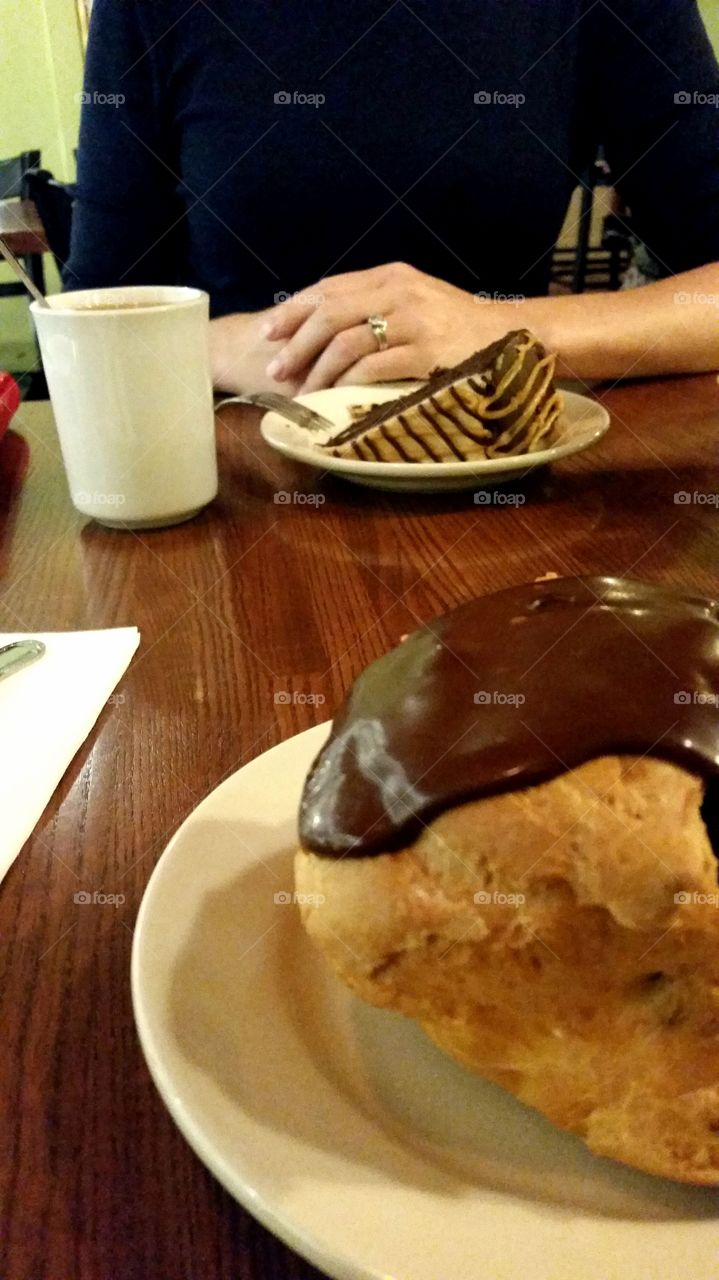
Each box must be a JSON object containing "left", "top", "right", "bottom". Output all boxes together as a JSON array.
[{"left": 260, "top": 384, "right": 610, "bottom": 493}]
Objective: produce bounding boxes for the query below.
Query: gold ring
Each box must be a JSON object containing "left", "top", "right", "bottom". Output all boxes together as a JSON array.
[{"left": 367, "top": 314, "right": 389, "bottom": 352}]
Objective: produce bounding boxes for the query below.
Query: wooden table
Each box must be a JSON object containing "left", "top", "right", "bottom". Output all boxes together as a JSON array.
[
  {"left": 1, "top": 378, "right": 718, "bottom": 1279},
  {"left": 0, "top": 199, "right": 48, "bottom": 257}
]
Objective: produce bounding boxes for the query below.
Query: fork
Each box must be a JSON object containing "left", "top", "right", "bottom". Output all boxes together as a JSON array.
[{"left": 215, "top": 393, "right": 334, "bottom": 435}]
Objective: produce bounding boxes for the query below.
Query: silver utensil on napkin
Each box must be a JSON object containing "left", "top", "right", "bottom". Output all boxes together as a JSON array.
[
  {"left": 0, "top": 640, "right": 46, "bottom": 681},
  {"left": 215, "top": 393, "right": 335, "bottom": 434}
]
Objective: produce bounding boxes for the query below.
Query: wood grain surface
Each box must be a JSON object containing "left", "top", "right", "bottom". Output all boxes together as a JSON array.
[{"left": 0, "top": 376, "right": 718, "bottom": 1280}]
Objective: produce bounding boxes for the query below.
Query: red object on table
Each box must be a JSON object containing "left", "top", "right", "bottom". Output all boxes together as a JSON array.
[
  {"left": 0, "top": 429, "right": 30, "bottom": 568},
  {"left": 0, "top": 372, "right": 21, "bottom": 443}
]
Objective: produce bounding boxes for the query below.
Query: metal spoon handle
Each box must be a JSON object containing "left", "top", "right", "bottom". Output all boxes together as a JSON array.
[
  {"left": 0, "top": 640, "right": 46, "bottom": 681},
  {"left": 0, "top": 238, "right": 49, "bottom": 308}
]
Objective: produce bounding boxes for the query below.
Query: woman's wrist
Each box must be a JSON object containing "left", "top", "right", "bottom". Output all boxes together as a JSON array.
[
  {"left": 210, "top": 313, "right": 261, "bottom": 392},
  {"left": 514, "top": 293, "right": 640, "bottom": 381},
  {"left": 210, "top": 311, "right": 301, "bottom": 396},
  {"left": 467, "top": 293, "right": 612, "bottom": 381}
]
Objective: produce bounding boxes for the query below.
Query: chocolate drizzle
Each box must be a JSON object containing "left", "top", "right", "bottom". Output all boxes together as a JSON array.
[{"left": 299, "top": 577, "right": 719, "bottom": 857}]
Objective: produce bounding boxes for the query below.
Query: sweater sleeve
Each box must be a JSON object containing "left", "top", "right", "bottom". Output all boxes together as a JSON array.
[
  {"left": 590, "top": 0, "right": 719, "bottom": 275},
  {"left": 64, "top": 0, "right": 184, "bottom": 290}
]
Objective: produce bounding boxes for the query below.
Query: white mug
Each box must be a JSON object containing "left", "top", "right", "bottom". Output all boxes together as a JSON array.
[{"left": 31, "top": 285, "right": 218, "bottom": 529}]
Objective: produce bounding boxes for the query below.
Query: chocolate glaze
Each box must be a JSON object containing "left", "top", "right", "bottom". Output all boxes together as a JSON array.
[{"left": 299, "top": 577, "right": 719, "bottom": 857}]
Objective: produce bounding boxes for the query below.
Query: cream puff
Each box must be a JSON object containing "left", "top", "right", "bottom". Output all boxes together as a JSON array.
[{"left": 296, "top": 576, "right": 719, "bottom": 1183}]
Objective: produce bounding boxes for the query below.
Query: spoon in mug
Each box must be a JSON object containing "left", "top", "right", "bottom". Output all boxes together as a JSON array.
[{"left": 0, "top": 237, "right": 49, "bottom": 308}]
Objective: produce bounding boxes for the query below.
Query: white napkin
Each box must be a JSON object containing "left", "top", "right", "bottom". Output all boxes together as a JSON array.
[{"left": 0, "top": 628, "right": 140, "bottom": 882}]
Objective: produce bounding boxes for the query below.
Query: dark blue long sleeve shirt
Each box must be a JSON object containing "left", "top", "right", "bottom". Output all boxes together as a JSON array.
[{"left": 66, "top": 0, "right": 719, "bottom": 315}]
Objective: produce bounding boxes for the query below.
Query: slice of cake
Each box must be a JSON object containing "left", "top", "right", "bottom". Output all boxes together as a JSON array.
[{"left": 325, "top": 329, "right": 562, "bottom": 463}]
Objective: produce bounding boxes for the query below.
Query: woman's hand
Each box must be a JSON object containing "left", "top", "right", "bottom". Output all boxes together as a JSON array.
[
  {"left": 213, "top": 259, "right": 719, "bottom": 393},
  {"left": 261, "top": 263, "right": 520, "bottom": 391}
]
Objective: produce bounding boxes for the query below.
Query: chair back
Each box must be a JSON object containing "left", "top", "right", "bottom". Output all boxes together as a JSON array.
[
  {"left": 0, "top": 150, "right": 41, "bottom": 200},
  {"left": 24, "top": 169, "right": 73, "bottom": 272}
]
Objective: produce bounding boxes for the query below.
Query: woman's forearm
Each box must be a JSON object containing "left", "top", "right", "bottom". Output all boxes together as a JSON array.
[
  {"left": 520, "top": 263, "right": 719, "bottom": 381},
  {"left": 211, "top": 261, "right": 719, "bottom": 396}
]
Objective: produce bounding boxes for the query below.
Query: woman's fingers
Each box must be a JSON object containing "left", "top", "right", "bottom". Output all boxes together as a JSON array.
[
  {"left": 334, "top": 345, "right": 421, "bottom": 386},
  {"left": 261, "top": 288, "right": 326, "bottom": 342},
  {"left": 268, "top": 295, "right": 391, "bottom": 382},
  {"left": 296, "top": 324, "right": 378, "bottom": 392},
  {"left": 261, "top": 262, "right": 468, "bottom": 389}
]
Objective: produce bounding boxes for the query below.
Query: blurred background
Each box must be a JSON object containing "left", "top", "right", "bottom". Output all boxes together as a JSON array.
[
  {"left": 1, "top": 0, "right": 718, "bottom": 393},
  {"left": 0, "top": 0, "right": 86, "bottom": 387}
]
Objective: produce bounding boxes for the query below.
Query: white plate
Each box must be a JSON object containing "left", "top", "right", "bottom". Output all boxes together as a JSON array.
[
  {"left": 132, "top": 724, "right": 719, "bottom": 1280},
  {"left": 260, "top": 385, "right": 610, "bottom": 492}
]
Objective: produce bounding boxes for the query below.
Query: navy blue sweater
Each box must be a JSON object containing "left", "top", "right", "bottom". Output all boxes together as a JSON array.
[{"left": 66, "top": 0, "right": 719, "bottom": 315}]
